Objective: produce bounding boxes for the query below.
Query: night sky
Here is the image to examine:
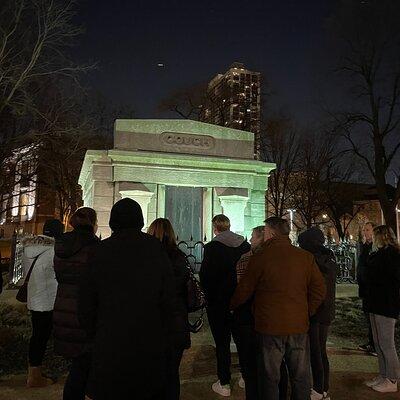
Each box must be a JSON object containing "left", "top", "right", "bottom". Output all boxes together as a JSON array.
[{"left": 73, "top": 0, "right": 334, "bottom": 122}]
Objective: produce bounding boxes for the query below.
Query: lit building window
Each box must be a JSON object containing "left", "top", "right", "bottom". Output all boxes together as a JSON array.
[{"left": 20, "top": 193, "right": 29, "bottom": 216}]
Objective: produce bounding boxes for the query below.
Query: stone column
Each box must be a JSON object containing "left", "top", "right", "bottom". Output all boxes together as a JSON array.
[
  {"left": 91, "top": 155, "right": 114, "bottom": 239},
  {"left": 119, "top": 183, "right": 154, "bottom": 230},
  {"left": 202, "top": 188, "right": 213, "bottom": 241},
  {"left": 216, "top": 188, "right": 249, "bottom": 235}
]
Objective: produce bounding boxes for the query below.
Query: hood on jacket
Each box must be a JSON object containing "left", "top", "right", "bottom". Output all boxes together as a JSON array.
[
  {"left": 213, "top": 230, "right": 245, "bottom": 248},
  {"left": 55, "top": 228, "right": 97, "bottom": 259},
  {"left": 298, "top": 227, "right": 325, "bottom": 252},
  {"left": 23, "top": 235, "right": 54, "bottom": 259}
]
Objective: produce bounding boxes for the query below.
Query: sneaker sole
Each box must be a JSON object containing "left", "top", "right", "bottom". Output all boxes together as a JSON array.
[{"left": 372, "top": 387, "right": 398, "bottom": 393}]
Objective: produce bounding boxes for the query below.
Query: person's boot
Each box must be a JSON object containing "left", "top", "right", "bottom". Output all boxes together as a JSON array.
[
  {"left": 27, "top": 366, "right": 53, "bottom": 388},
  {"left": 212, "top": 380, "right": 231, "bottom": 397}
]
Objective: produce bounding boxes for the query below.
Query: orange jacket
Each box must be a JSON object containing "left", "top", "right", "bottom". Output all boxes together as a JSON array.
[{"left": 230, "top": 235, "right": 326, "bottom": 336}]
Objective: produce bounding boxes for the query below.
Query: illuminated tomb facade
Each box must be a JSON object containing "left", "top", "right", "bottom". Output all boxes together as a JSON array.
[{"left": 79, "top": 120, "right": 275, "bottom": 240}]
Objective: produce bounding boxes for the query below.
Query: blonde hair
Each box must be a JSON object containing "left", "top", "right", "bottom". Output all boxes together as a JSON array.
[
  {"left": 147, "top": 218, "right": 177, "bottom": 250},
  {"left": 212, "top": 214, "right": 230, "bottom": 232},
  {"left": 373, "top": 225, "right": 399, "bottom": 251}
]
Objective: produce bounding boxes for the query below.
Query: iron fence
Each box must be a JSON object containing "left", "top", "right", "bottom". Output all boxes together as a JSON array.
[
  {"left": 178, "top": 236, "right": 361, "bottom": 283},
  {"left": 326, "top": 241, "right": 359, "bottom": 283},
  {"left": 9, "top": 232, "right": 33, "bottom": 285},
  {"left": 177, "top": 236, "right": 206, "bottom": 273},
  {"left": 6, "top": 231, "right": 361, "bottom": 285}
]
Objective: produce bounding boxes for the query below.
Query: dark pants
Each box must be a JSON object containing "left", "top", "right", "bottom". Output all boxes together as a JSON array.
[
  {"left": 207, "top": 306, "right": 233, "bottom": 385},
  {"left": 259, "top": 333, "right": 310, "bottom": 400},
  {"left": 232, "top": 324, "right": 259, "bottom": 399},
  {"left": 166, "top": 347, "right": 184, "bottom": 400},
  {"left": 29, "top": 311, "right": 53, "bottom": 366},
  {"left": 309, "top": 322, "right": 330, "bottom": 394},
  {"left": 63, "top": 352, "right": 91, "bottom": 400}
]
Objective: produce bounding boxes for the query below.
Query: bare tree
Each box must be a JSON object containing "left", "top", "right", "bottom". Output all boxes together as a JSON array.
[
  {"left": 322, "top": 160, "right": 364, "bottom": 240},
  {"left": 262, "top": 116, "right": 301, "bottom": 217},
  {"left": 35, "top": 89, "right": 111, "bottom": 225},
  {"left": 158, "top": 83, "right": 207, "bottom": 119},
  {"left": 329, "top": 0, "right": 400, "bottom": 232},
  {"left": 0, "top": 0, "right": 89, "bottom": 117},
  {"left": 0, "top": 0, "right": 92, "bottom": 219},
  {"left": 291, "top": 133, "right": 336, "bottom": 229}
]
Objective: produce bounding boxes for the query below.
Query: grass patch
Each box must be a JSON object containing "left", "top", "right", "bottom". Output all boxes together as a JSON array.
[
  {"left": 0, "top": 302, "right": 69, "bottom": 378},
  {"left": 332, "top": 297, "right": 400, "bottom": 349}
]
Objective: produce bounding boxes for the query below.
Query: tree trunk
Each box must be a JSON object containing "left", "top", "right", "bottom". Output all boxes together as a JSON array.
[{"left": 380, "top": 201, "right": 397, "bottom": 234}]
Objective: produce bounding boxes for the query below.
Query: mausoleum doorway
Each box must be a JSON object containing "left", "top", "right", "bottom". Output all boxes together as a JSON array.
[{"left": 165, "top": 186, "right": 203, "bottom": 242}]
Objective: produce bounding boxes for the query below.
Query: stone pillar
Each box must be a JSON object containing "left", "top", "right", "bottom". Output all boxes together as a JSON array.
[
  {"left": 91, "top": 155, "right": 114, "bottom": 239},
  {"left": 157, "top": 184, "right": 166, "bottom": 218},
  {"left": 216, "top": 188, "right": 249, "bottom": 235},
  {"left": 202, "top": 188, "right": 213, "bottom": 241},
  {"left": 119, "top": 183, "right": 154, "bottom": 230}
]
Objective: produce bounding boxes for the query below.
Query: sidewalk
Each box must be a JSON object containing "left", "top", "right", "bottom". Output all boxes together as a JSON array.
[
  {"left": 0, "top": 333, "right": 392, "bottom": 400},
  {"left": 0, "top": 285, "right": 397, "bottom": 399}
]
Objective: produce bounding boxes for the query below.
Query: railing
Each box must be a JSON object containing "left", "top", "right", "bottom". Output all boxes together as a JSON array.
[
  {"left": 177, "top": 236, "right": 206, "bottom": 273},
  {"left": 326, "top": 241, "right": 359, "bottom": 284},
  {"left": 9, "top": 232, "right": 33, "bottom": 285},
  {"left": 6, "top": 230, "right": 361, "bottom": 285},
  {"left": 177, "top": 236, "right": 361, "bottom": 284}
]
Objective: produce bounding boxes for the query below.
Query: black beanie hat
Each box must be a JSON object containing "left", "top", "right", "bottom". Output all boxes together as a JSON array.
[
  {"left": 43, "top": 219, "right": 64, "bottom": 238},
  {"left": 298, "top": 227, "right": 325, "bottom": 250},
  {"left": 109, "top": 198, "right": 144, "bottom": 231}
]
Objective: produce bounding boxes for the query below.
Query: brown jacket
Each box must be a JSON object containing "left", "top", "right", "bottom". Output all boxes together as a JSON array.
[{"left": 230, "top": 235, "right": 326, "bottom": 336}]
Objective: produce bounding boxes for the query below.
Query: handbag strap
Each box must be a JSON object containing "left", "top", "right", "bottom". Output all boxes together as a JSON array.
[{"left": 23, "top": 253, "right": 42, "bottom": 285}]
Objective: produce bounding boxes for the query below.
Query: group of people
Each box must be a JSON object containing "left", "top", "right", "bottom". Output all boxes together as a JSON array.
[
  {"left": 200, "top": 215, "right": 333, "bottom": 400},
  {"left": 22, "top": 199, "right": 190, "bottom": 400},
  {"left": 18, "top": 196, "right": 400, "bottom": 400}
]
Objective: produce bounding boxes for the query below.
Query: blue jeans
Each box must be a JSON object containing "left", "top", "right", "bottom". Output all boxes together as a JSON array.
[{"left": 258, "top": 333, "right": 311, "bottom": 400}]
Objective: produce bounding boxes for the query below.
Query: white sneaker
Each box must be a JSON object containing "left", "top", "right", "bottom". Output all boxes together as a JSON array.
[
  {"left": 212, "top": 380, "right": 231, "bottom": 397},
  {"left": 372, "top": 378, "right": 398, "bottom": 393},
  {"left": 323, "top": 392, "right": 330, "bottom": 400},
  {"left": 238, "top": 375, "right": 245, "bottom": 389},
  {"left": 364, "top": 375, "right": 384, "bottom": 387},
  {"left": 310, "top": 389, "right": 324, "bottom": 400}
]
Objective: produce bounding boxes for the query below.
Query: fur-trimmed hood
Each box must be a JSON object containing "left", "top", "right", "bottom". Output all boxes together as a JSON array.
[{"left": 23, "top": 235, "right": 55, "bottom": 259}]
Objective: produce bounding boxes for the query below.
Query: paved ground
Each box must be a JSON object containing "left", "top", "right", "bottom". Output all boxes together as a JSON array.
[{"left": 0, "top": 284, "right": 398, "bottom": 399}]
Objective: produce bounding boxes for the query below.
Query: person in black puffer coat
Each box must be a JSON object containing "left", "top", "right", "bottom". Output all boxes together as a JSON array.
[
  {"left": 148, "top": 218, "right": 190, "bottom": 400},
  {"left": 53, "top": 207, "right": 99, "bottom": 400},
  {"left": 298, "top": 227, "right": 337, "bottom": 400}
]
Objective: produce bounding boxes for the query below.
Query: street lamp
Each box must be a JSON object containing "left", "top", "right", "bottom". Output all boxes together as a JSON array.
[{"left": 286, "top": 209, "right": 296, "bottom": 232}]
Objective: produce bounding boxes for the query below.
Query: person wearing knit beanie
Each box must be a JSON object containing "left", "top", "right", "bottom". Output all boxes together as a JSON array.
[{"left": 109, "top": 198, "right": 144, "bottom": 232}]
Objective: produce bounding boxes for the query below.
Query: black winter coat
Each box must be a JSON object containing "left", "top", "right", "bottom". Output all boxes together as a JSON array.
[
  {"left": 200, "top": 233, "right": 250, "bottom": 308},
  {"left": 166, "top": 247, "right": 191, "bottom": 350},
  {"left": 365, "top": 245, "right": 400, "bottom": 319},
  {"left": 357, "top": 241, "right": 373, "bottom": 298},
  {"left": 78, "top": 229, "right": 178, "bottom": 400},
  {"left": 311, "top": 247, "right": 337, "bottom": 325},
  {"left": 53, "top": 226, "right": 99, "bottom": 358}
]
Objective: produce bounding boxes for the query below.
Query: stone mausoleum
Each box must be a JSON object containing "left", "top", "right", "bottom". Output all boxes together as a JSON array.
[{"left": 79, "top": 120, "right": 275, "bottom": 241}]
